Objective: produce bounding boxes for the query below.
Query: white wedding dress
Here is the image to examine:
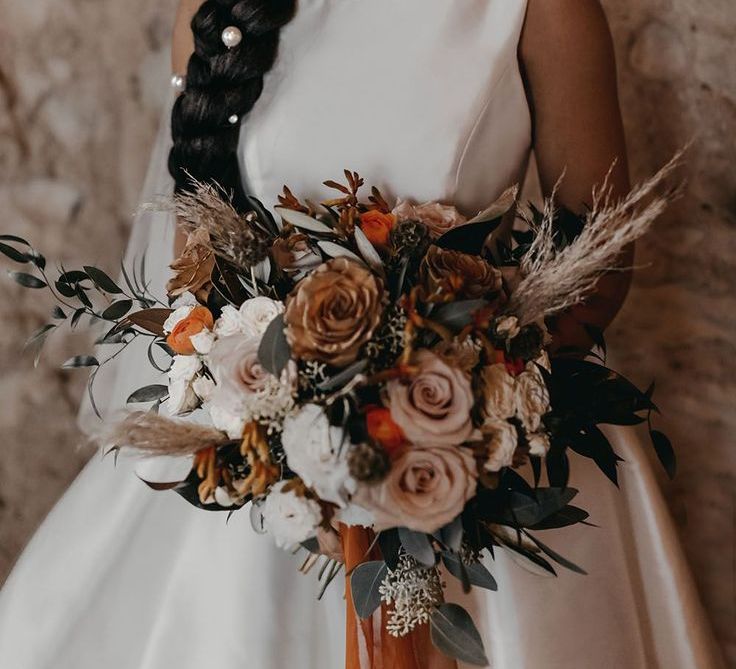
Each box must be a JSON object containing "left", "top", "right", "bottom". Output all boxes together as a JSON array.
[{"left": 0, "top": 2, "right": 725, "bottom": 668}]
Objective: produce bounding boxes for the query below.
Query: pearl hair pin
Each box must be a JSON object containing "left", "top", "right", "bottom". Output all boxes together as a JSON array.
[
  {"left": 171, "top": 74, "right": 186, "bottom": 93},
  {"left": 228, "top": 114, "right": 239, "bottom": 125},
  {"left": 221, "top": 26, "right": 243, "bottom": 49}
]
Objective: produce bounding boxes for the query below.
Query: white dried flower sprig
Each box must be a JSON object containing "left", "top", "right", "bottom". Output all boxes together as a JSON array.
[
  {"left": 508, "top": 153, "right": 682, "bottom": 325},
  {"left": 379, "top": 554, "right": 444, "bottom": 637}
]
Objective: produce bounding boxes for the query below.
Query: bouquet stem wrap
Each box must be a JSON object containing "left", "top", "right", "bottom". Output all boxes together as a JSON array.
[{"left": 341, "top": 525, "right": 457, "bottom": 669}]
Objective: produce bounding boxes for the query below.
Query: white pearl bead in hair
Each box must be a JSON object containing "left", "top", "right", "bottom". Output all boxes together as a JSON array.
[
  {"left": 170, "top": 74, "right": 186, "bottom": 93},
  {"left": 221, "top": 26, "right": 243, "bottom": 49},
  {"left": 228, "top": 114, "right": 239, "bottom": 125}
]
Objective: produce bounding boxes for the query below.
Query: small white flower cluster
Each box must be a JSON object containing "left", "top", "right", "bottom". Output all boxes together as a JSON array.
[
  {"left": 261, "top": 481, "right": 322, "bottom": 550},
  {"left": 379, "top": 554, "right": 444, "bottom": 637},
  {"left": 481, "top": 352, "right": 552, "bottom": 472}
]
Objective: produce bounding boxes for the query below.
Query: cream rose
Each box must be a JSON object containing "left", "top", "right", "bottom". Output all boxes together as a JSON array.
[
  {"left": 214, "top": 297, "right": 284, "bottom": 339},
  {"left": 480, "top": 363, "right": 516, "bottom": 421},
  {"left": 387, "top": 350, "right": 475, "bottom": 446},
  {"left": 355, "top": 445, "right": 477, "bottom": 533},
  {"left": 482, "top": 419, "right": 518, "bottom": 472},
  {"left": 392, "top": 200, "right": 467, "bottom": 239},
  {"left": 514, "top": 363, "right": 550, "bottom": 433}
]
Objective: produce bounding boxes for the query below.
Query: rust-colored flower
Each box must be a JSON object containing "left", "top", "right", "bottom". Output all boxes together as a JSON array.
[
  {"left": 359, "top": 210, "right": 396, "bottom": 248},
  {"left": 271, "top": 233, "right": 321, "bottom": 278},
  {"left": 166, "top": 227, "right": 215, "bottom": 304},
  {"left": 421, "top": 246, "right": 504, "bottom": 302},
  {"left": 166, "top": 306, "right": 214, "bottom": 355},
  {"left": 365, "top": 406, "right": 406, "bottom": 455},
  {"left": 284, "top": 257, "right": 384, "bottom": 367}
]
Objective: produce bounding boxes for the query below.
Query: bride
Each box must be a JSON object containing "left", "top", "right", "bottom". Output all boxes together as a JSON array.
[{"left": 0, "top": 1, "right": 725, "bottom": 667}]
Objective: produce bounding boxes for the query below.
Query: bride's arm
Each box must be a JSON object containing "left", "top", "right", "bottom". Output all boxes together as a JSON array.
[
  {"left": 520, "top": 0, "right": 633, "bottom": 353},
  {"left": 171, "top": 0, "right": 204, "bottom": 257}
]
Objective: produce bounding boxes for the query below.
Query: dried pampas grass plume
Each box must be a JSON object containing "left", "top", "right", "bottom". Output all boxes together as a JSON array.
[
  {"left": 101, "top": 412, "right": 229, "bottom": 457},
  {"left": 145, "top": 176, "right": 269, "bottom": 272},
  {"left": 508, "top": 152, "right": 683, "bottom": 325}
]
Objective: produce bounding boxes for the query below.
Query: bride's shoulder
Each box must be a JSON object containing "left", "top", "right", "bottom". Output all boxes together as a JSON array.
[{"left": 521, "top": 0, "right": 614, "bottom": 66}]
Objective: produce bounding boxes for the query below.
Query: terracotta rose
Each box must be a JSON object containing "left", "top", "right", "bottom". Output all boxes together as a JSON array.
[
  {"left": 355, "top": 444, "right": 477, "bottom": 533},
  {"left": 284, "top": 257, "right": 384, "bottom": 367}
]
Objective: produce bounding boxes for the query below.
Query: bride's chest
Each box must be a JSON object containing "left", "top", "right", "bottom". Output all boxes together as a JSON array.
[{"left": 238, "top": 0, "right": 531, "bottom": 214}]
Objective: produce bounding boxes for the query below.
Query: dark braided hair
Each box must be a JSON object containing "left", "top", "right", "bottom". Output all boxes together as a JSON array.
[{"left": 168, "top": 0, "right": 297, "bottom": 210}]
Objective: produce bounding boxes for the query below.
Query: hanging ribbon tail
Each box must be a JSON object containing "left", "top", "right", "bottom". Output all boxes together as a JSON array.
[{"left": 340, "top": 525, "right": 458, "bottom": 669}]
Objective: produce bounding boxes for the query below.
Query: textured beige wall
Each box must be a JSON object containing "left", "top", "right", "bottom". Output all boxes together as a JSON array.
[{"left": 0, "top": 0, "right": 733, "bottom": 665}]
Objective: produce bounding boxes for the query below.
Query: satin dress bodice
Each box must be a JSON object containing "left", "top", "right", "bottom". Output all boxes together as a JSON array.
[{"left": 238, "top": 0, "right": 531, "bottom": 215}]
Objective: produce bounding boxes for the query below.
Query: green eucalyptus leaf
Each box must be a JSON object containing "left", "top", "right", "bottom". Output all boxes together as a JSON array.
[
  {"left": 441, "top": 553, "right": 498, "bottom": 591},
  {"left": 127, "top": 384, "right": 169, "bottom": 404},
  {"left": 430, "top": 604, "right": 489, "bottom": 667},
  {"left": 0, "top": 242, "right": 31, "bottom": 263},
  {"left": 257, "top": 314, "right": 291, "bottom": 377},
  {"left": 275, "top": 207, "right": 335, "bottom": 235},
  {"left": 8, "top": 271, "right": 46, "bottom": 289},
  {"left": 317, "top": 359, "right": 369, "bottom": 391},
  {"left": 101, "top": 299, "right": 133, "bottom": 321},
  {"left": 525, "top": 532, "right": 587, "bottom": 575},
  {"left": 398, "top": 527, "right": 436, "bottom": 567},
  {"left": 63, "top": 355, "right": 100, "bottom": 369},
  {"left": 350, "top": 560, "right": 387, "bottom": 619},
  {"left": 318, "top": 241, "right": 364, "bottom": 264},
  {"left": 84, "top": 266, "right": 123, "bottom": 294}
]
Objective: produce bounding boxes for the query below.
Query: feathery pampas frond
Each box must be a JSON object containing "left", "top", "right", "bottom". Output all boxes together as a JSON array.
[
  {"left": 145, "top": 176, "right": 269, "bottom": 271},
  {"left": 507, "top": 152, "right": 683, "bottom": 325},
  {"left": 102, "top": 412, "right": 229, "bottom": 457}
]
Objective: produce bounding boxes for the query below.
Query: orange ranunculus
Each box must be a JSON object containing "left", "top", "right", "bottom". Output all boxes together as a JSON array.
[
  {"left": 366, "top": 406, "right": 406, "bottom": 455},
  {"left": 359, "top": 210, "right": 396, "bottom": 248},
  {"left": 166, "top": 306, "right": 214, "bottom": 355}
]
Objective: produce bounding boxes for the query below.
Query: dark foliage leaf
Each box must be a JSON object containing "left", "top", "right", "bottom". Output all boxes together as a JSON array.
[
  {"left": 377, "top": 529, "right": 402, "bottom": 571},
  {"left": 8, "top": 271, "right": 46, "bottom": 289},
  {"left": 350, "top": 560, "right": 387, "bottom": 619},
  {"left": 570, "top": 427, "right": 622, "bottom": 487},
  {"left": 436, "top": 515, "right": 464, "bottom": 552},
  {"left": 52, "top": 306, "right": 66, "bottom": 320},
  {"left": 433, "top": 299, "right": 489, "bottom": 331},
  {"left": 441, "top": 553, "right": 498, "bottom": 591},
  {"left": 502, "top": 539, "right": 557, "bottom": 577},
  {"left": 0, "top": 234, "right": 32, "bottom": 246},
  {"left": 245, "top": 195, "right": 279, "bottom": 236},
  {"left": 430, "top": 603, "right": 489, "bottom": 667},
  {"left": 258, "top": 314, "right": 291, "bottom": 377},
  {"left": 525, "top": 533, "right": 587, "bottom": 575},
  {"left": 650, "top": 430, "right": 676, "bottom": 479},
  {"left": 127, "top": 384, "right": 169, "bottom": 404},
  {"left": 55, "top": 280, "right": 77, "bottom": 298},
  {"left": 71, "top": 307, "right": 87, "bottom": 329},
  {"left": 0, "top": 242, "right": 31, "bottom": 263},
  {"left": 62, "top": 355, "right": 99, "bottom": 369},
  {"left": 398, "top": 527, "right": 436, "bottom": 567},
  {"left": 101, "top": 299, "right": 133, "bottom": 321},
  {"left": 58, "top": 270, "right": 88, "bottom": 284},
  {"left": 435, "top": 217, "right": 503, "bottom": 256},
  {"left": 24, "top": 323, "right": 55, "bottom": 349},
  {"left": 530, "top": 504, "right": 590, "bottom": 530},
  {"left": 508, "top": 488, "right": 578, "bottom": 527},
  {"left": 84, "top": 265, "right": 123, "bottom": 294}
]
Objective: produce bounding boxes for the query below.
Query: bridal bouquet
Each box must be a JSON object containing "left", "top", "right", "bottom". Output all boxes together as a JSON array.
[{"left": 2, "top": 163, "right": 678, "bottom": 666}]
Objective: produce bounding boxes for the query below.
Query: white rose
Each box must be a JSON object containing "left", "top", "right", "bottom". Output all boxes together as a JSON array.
[
  {"left": 335, "top": 502, "right": 375, "bottom": 528},
  {"left": 481, "top": 363, "right": 516, "bottom": 421},
  {"left": 209, "top": 404, "right": 246, "bottom": 440},
  {"left": 167, "top": 378, "right": 200, "bottom": 415},
  {"left": 214, "top": 298, "right": 284, "bottom": 338},
  {"left": 483, "top": 419, "right": 518, "bottom": 472},
  {"left": 262, "top": 481, "right": 323, "bottom": 550},
  {"left": 163, "top": 305, "right": 194, "bottom": 334},
  {"left": 169, "top": 354, "right": 202, "bottom": 383},
  {"left": 527, "top": 432, "right": 551, "bottom": 457},
  {"left": 191, "top": 329, "right": 216, "bottom": 355},
  {"left": 514, "top": 363, "right": 550, "bottom": 433},
  {"left": 496, "top": 315, "right": 521, "bottom": 339},
  {"left": 238, "top": 297, "right": 284, "bottom": 337},
  {"left": 192, "top": 376, "right": 216, "bottom": 402},
  {"left": 281, "top": 404, "right": 355, "bottom": 506}
]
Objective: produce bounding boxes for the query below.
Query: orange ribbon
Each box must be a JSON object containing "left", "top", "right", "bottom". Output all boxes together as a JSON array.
[{"left": 341, "top": 525, "right": 457, "bottom": 669}]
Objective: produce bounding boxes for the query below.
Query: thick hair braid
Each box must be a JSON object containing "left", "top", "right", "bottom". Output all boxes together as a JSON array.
[{"left": 168, "top": 0, "right": 297, "bottom": 209}]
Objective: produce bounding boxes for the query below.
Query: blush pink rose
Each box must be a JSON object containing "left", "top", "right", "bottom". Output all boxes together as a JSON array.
[
  {"left": 386, "top": 350, "right": 475, "bottom": 446},
  {"left": 355, "top": 445, "right": 477, "bottom": 533},
  {"left": 392, "top": 200, "right": 467, "bottom": 239}
]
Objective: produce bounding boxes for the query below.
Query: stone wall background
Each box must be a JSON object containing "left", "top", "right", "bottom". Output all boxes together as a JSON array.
[{"left": 0, "top": 0, "right": 733, "bottom": 664}]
